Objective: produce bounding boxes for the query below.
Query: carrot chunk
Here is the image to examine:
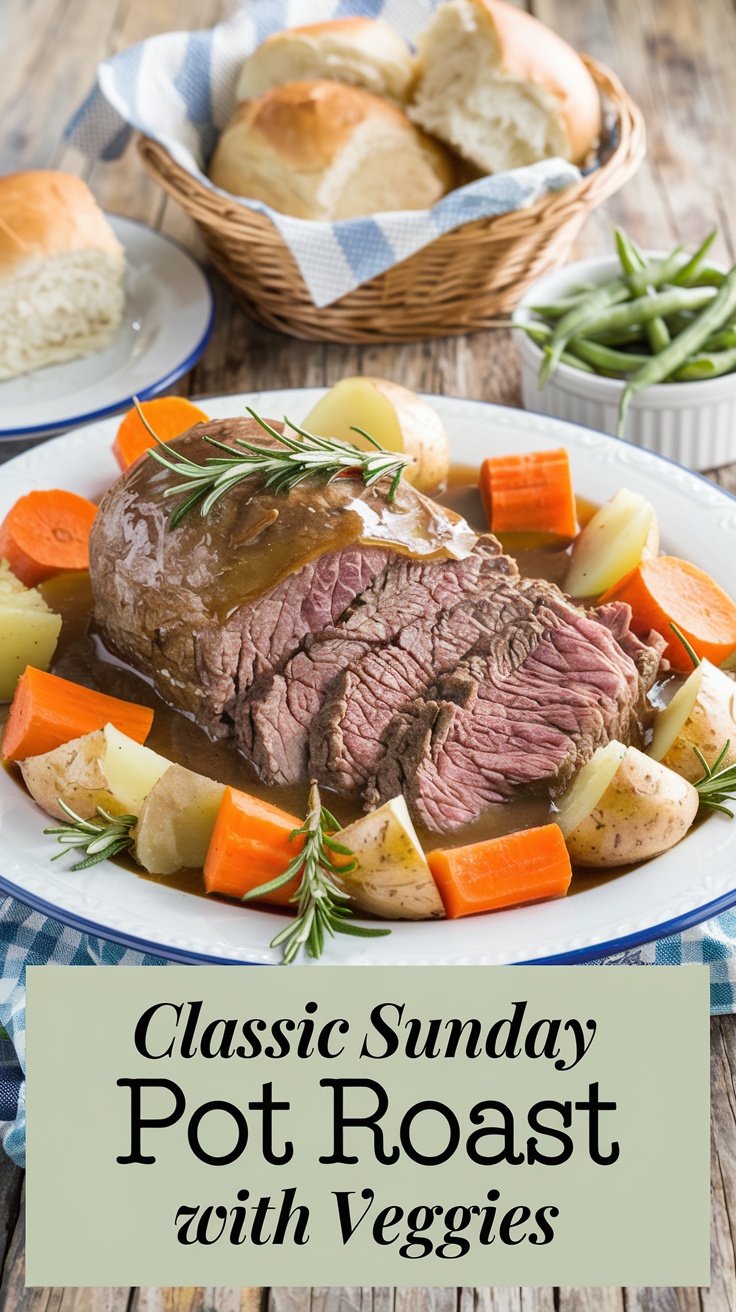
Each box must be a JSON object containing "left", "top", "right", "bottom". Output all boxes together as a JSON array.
[
  {"left": 426, "top": 824, "right": 572, "bottom": 919},
  {"left": 599, "top": 556, "right": 736, "bottom": 670},
  {"left": 479, "top": 448, "right": 577, "bottom": 537},
  {"left": 0, "top": 490, "right": 98, "bottom": 587},
  {"left": 2, "top": 667, "right": 154, "bottom": 762},
  {"left": 204, "top": 786, "right": 304, "bottom": 905},
  {"left": 113, "top": 397, "right": 210, "bottom": 471}
]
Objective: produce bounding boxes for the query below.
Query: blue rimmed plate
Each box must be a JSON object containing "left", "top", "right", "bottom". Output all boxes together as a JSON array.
[
  {"left": 1, "top": 390, "right": 735, "bottom": 965},
  {"left": 0, "top": 215, "right": 213, "bottom": 439}
]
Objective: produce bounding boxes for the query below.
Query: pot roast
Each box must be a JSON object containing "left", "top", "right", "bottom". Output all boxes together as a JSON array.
[{"left": 89, "top": 417, "right": 661, "bottom": 833}]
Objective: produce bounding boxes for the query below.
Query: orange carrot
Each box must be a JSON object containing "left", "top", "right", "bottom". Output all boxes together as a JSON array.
[
  {"left": 204, "top": 786, "right": 304, "bottom": 905},
  {"left": 113, "top": 397, "right": 210, "bottom": 471},
  {"left": 2, "top": 667, "right": 154, "bottom": 762},
  {"left": 0, "top": 490, "right": 97, "bottom": 587},
  {"left": 426, "top": 824, "right": 572, "bottom": 919},
  {"left": 599, "top": 556, "right": 736, "bottom": 670},
  {"left": 479, "top": 448, "right": 577, "bottom": 538}
]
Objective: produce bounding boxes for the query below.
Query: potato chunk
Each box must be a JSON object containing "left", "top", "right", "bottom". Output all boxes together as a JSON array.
[
  {"left": 133, "top": 764, "right": 225, "bottom": 875},
  {"left": 649, "top": 659, "right": 736, "bottom": 781},
  {"left": 0, "top": 559, "right": 62, "bottom": 700},
  {"left": 559, "top": 744, "right": 698, "bottom": 867},
  {"left": 20, "top": 723, "right": 171, "bottom": 821},
  {"left": 334, "top": 795, "right": 445, "bottom": 919},
  {"left": 303, "top": 377, "right": 450, "bottom": 493},
  {"left": 565, "top": 489, "right": 657, "bottom": 598}
]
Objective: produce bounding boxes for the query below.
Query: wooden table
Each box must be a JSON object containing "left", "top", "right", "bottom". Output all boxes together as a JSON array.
[{"left": 2, "top": 0, "right": 736, "bottom": 1306}]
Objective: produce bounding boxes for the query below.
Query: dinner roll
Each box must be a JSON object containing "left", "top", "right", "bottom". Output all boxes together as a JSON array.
[
  {"left": 236, "top": 18, "right": 416, "bottom": 104},
  {"left": 209, "top": 81, "right": 453, "bottom": 221},
  {"left": 0, "top": 171, "right": 124, "bottom": 380},
  {"left": 409, "top": 0, "right": 602, "bottom": 173}
]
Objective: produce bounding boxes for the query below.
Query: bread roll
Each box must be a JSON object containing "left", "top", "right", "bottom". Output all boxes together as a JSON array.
[
  {"left": 0, "top": 171, "right": 124, "bottom": 380},
  {"left": 209, "top": 81, "right": 453, "bottom": 221},
  {"left": 237, "top": 18, "right": 416, "bottom": 104},
  {"left": 409, "top": 0, "right": 602, "bottom": 174}
]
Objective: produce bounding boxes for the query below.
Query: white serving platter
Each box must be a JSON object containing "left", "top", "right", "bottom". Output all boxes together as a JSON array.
[
  {"left": 0, "top": 216, "right": 213, "bottom": 439},
  {"left": 1, "top": 390, "right": 735, "bottom": 966}
]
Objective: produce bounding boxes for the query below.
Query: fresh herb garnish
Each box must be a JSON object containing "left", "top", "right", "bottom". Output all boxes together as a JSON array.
[
  {"left": 45, "top": 801, "right": 136, "bottom": 870},
  {"left": 670, "top": 621, "right": 700, "bottom": 669},
  {"left": 693, "top": 741, "right": 736, "bottom": 817},
  {"left": 243, "top": 781, "right": 390, "bottom": 964},
  {"left": 135, "top": 398, "right": 410, "bottom": 529}
]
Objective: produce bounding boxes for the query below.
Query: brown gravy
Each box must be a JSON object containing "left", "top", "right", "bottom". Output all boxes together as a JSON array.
[{"left": 1, "top": 471, "right": 643, "bottom": 907}]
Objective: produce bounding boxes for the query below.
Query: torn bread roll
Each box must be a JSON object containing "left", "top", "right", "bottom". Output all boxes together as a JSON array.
[
  {"left": 409, "top": 0, "right": 602, "bottom": 174},
  {"left": 0, "top": 170, "right": 125, "bottom": 380},
  {"left": 209, "top": 81, "right": 453, "bottom": 221},
  {"left": 236, "top": 17, "right": 416, "bottom": 104}
]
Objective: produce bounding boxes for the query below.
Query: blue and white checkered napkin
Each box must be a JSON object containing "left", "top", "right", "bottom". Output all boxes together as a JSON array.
[
  {"left": 1, "top": 892, "right": 734, "bottom": 1168},
  {"left": 64, "top": 0, "right": 582, "bottom": 308}
]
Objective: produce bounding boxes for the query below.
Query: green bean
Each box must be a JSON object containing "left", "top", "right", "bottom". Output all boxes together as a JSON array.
[
  {"left": 615, "top": 227, "right": 644, "bottom": 274},
  {"left": 672, "top": 347, "right": 736, "bottom": 381},
  {"left": 702, "top": 326, "right": 736, "bottom": 351},
  {"left": 664, "top": 310, "right": 697, "bottom": 335},
  {"left": 520, "top": 322, "right": 552, "bottom": 343},
  {"left": 528, "top": 296, "right": 591, "bottom": 318},
  {"left": 670, "top": 230, "right": 718, "bottom": 286},
  {"left": 542, "top": 345, "right": 597, "bottom": 374},
  {"left": 542, "top": 246, "right": 685, "bottom": 386},
  {"left": 566, "top": 338, "right": 653, "bottom": 372},
  {"left": 524, "top": 322, "right": 653, "bottom": 374},
  {"left": 615, "top": 227, "right": 672, "bottom": 352},
  {"left": 690, "top": 266, "right": 726, "bottom": 287},
  {"left": 586, "top": 324, "right": 648, "bottom": 346},
  {"left": 625, "top": 246, "right": 686, "bottom": 297},
  {"left": 583, "top": 285, "right": 717, "bottom": 338},
  {"left": 618, "top": 265, "right": 736, "bottom": 435}
]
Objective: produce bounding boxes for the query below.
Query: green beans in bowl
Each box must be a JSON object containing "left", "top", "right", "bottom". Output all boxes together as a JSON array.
[{"left": 512, "top": 230, "right": 736, "bottom": 470}]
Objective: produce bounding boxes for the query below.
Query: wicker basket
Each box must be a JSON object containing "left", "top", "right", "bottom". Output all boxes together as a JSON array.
[{"left": 138, "top": 56, "right": 644, "bottom": 344}]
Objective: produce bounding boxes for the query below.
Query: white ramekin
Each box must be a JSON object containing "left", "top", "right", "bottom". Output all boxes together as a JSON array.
[{"left": 512, "top": 253, "right": 736, "bottom": 470}]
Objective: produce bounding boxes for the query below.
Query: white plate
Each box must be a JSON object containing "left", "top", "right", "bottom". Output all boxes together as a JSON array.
[
  {"left": 0, "top": 216, "right": 214, "bottom": 439},
  {"left": 2, "top": 391, "right": 736, "bottom": 966}
]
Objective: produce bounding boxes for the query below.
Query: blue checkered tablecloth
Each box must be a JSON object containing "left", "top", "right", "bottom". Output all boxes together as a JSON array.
[{"left": 1, "top": 893, "right": 734, "bottom": 1169}]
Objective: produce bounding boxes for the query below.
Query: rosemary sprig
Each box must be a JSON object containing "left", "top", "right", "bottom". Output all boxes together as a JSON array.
[
  {"left": 135, "top": 397, "right": 410, "bottom": 529},
  {"left": 45, "top": 801, "right": 136, "bottom": 871},
  {"left": 242, "top": 781, "right": 390, "bottom": 964},
  {"left": 670, "top": 622, "right": 700, "bottom": 669},
  {"left": 693, "top": 741, "right": 736, "bottom": 817}
]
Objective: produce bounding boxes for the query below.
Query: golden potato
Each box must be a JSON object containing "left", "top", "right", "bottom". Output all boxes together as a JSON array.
[
  {"left": 0, "top": 560, "right": 61, "bottom": 700},
  {"left": 561, "top": 744, "right": 699, "bottom": 867},
  {"left": 20, "top": 723, "right": 171, "bottom": 821},
  {"left": 649, "top": 659, "right": 736, "bottom": 782},
  {"left": 333, "top": 794, "right": 445, "bottom": 919},
  {"left": 303, "top": 377, "right": 450, "bottom": 493},
  {"left": 133, "top": 764, "right": 225, "bottom": 875},
  {"left": 565, "top": 488, "right": 656, "bottom": 598}
]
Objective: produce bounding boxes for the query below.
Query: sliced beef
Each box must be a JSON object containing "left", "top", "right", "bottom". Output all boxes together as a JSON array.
[
  {"left": 246, "top": 536, "right": 511, "bottom": 785},
  {"left": 367, "top": 580, "right": 656, "bottom": 832},
  {"left": 310, "top": 566, "right": 537, "bottom": 793}
]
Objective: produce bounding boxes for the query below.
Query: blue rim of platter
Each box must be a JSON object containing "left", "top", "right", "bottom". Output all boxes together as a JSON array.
[
  {"left": 2, "top": 398, "right": 736, "bottom": 965},
  {"left": 0, "top": 871, "right": 735, "bottom": 966},
  {"left": 0, "top": 219, "right": 215, "bottom": 439}
]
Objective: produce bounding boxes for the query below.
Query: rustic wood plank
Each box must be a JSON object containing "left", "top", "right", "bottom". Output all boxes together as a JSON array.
[
  {"left": 623, "top": 1291, "right": 700, "bottom": 1311},
  {"left": 394, "top": 1291, "right": 456, "bottom": 1312},
  {"left": 467, "top": 1291, "right": 555, "bottom": 1312},
  {"left": 558, "top": 1291, "right": 622, "bottom": 1312},
  {"left": 703, "top": 1015, "right": 736, "bottom": 1312},
  {"left": 0, "top": 1154, "right": 23, "bottom": 1279},
  {"left": 0, "top": 0, "right": 129, "bottom": 174},
  {"left": 268, "top": 1290, "right": 312, "bottom": 1312}
]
